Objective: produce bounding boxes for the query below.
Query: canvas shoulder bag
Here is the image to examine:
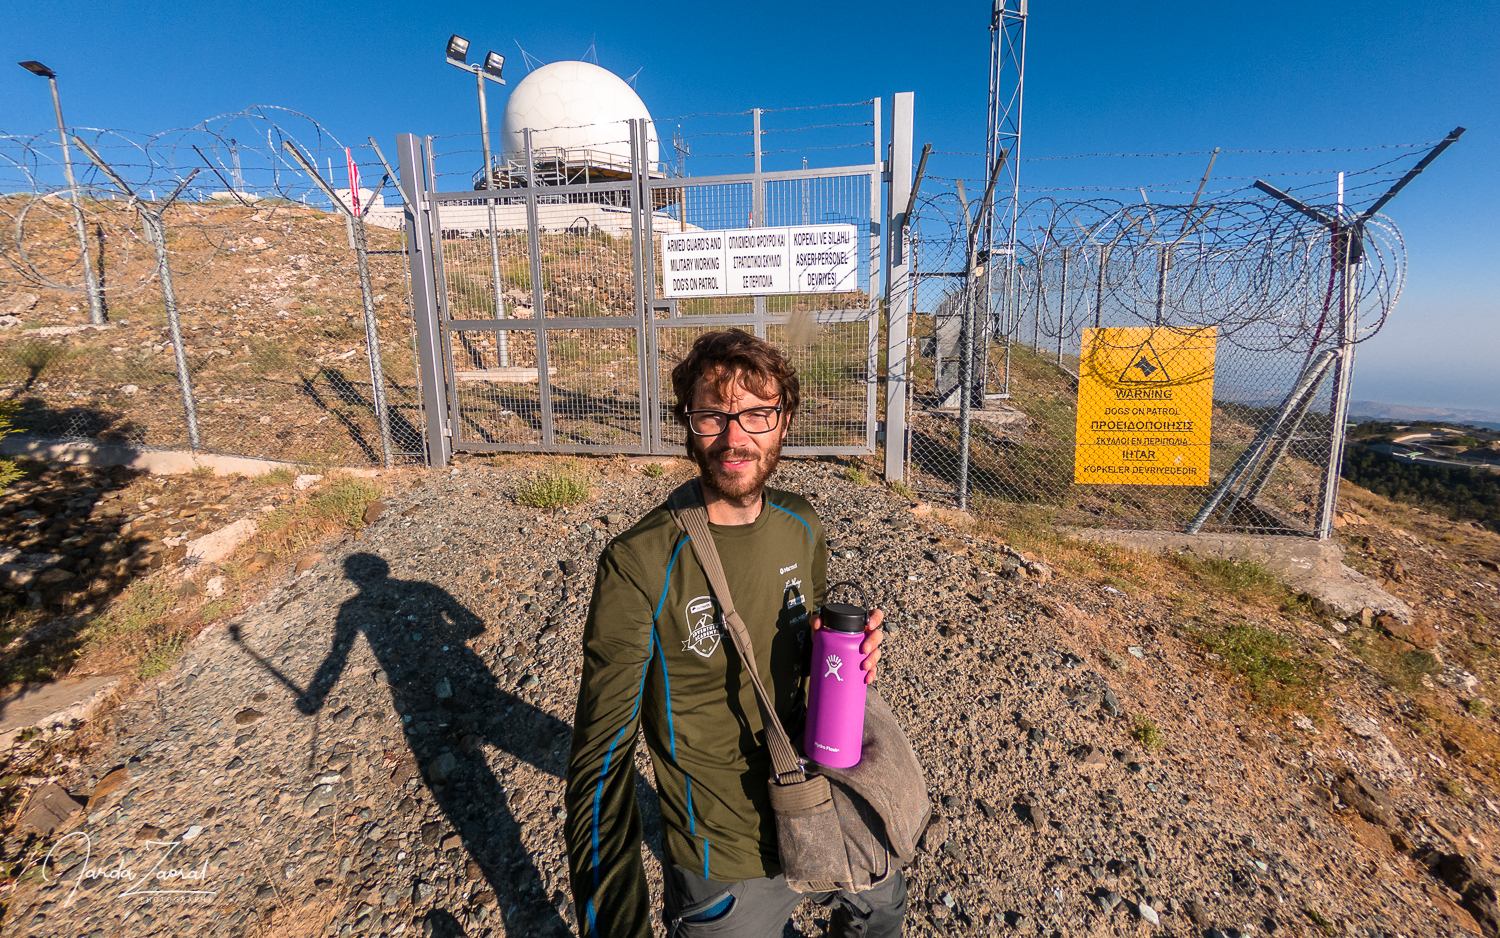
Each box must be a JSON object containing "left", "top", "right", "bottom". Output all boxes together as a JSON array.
[{"left": 667, "top": 481, "right": 932, "bottom": 893}]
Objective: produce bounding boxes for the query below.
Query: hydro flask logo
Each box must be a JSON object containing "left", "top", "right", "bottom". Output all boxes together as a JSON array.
[{"left": 823, "top": 654, "right": 845, "bottom": 681}]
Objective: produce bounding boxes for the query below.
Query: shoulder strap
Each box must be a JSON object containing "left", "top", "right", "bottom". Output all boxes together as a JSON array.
[{"left": 667, "top": 480, "right": 807, "bottom": 785}]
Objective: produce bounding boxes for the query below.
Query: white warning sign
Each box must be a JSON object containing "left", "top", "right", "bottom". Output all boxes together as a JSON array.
[
  {"left": 791, "top": 225, "right": 859, "bottom": 293},
  {"left": 726, "top": 228, "right": 791, "bottom": 294},
  {"left": 661, "top": 231, "right": 727, "bottom": 297},
  {"left": 661, "top": 224, "right": 859, "bottom": 297}
]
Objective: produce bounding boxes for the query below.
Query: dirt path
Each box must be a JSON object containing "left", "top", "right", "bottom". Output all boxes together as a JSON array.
[{"left": 3, "top": 457, "right": 1494, "bottom": 938}]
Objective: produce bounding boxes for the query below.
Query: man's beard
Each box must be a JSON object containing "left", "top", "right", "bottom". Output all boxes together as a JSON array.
[{"left": 688, "top": 435, "right": 783, "bottom": 502}]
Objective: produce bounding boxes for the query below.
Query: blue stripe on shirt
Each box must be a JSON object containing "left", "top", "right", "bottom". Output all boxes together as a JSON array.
[
  {"left": 588, "top": 630, "right": 653, "bottom": 930},
  {"left": 654, "top": 537, "right": 710, "bottom": 875},
  {"left": 769, "top": 500, "right": 813, "bottom": 542}
]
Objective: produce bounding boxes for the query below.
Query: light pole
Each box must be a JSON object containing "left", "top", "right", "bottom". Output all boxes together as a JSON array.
[
  {"left": 19, "top": 60, "right": 105, "bottom": 324},
  {"left": 446, "top": 35, "right": 512, "bottom": 366}
]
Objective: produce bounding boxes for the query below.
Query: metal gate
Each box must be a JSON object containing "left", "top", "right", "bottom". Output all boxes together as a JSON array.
[{"left": 394, "top": 112, "right": 883, "bottom": 467}]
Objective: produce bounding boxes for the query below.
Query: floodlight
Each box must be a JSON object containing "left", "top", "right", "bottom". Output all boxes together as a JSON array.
[
  {"left": 18, "top": 60, "right": 57, "bottom": 79},
  {"left": 483, "top": 51, "right": 505, "bottom": 80},
  {"left": 446, "top": 35, "right": 470, "bottom": 65}
]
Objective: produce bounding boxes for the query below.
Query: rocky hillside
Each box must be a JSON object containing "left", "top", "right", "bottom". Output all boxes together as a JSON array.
[
  {"left": 0, "top": 453, "right": 1497, "bottom": 938},
  {"left": 1, "top": 198, "right": 419, "bottom": 465}
]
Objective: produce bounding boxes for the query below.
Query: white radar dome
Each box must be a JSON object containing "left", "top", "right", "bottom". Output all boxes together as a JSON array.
[{"left": 499, "top": 61, "right": 660, "bottom": 171}]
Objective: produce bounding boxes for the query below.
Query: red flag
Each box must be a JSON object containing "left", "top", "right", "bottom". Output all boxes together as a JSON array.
[{"left": 345, "top": 148, "right": 361, "bottom": 216}]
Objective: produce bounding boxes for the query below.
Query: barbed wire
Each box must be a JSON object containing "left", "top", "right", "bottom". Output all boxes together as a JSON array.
[
  {"left": 931, "top": 140, "right": 1439, "bottom": 161},
  {"left": 910, "top": 189, "right": 1405, "bottom": 356},
  {"left": 1, "top": 106, "right": 401, "bottom": 299},
  {"left": 659, "top": 101, "right": 873, "bottom": 122}
]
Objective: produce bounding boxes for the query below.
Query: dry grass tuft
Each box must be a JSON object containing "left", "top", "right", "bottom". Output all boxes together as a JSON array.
[
  {"left": 256, "top": 477, "right": 381, "bottom": 557},
  {"left": 516, "top": 471, "right": 591, "bottom": 509},
  {"left": 1188, "top": 619, "right": 1323, "bottom": 713}
]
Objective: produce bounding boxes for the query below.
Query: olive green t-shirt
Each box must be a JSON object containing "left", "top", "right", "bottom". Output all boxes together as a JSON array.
[{"left": 564, "top": 485, "right": 827, "bottom": 938}]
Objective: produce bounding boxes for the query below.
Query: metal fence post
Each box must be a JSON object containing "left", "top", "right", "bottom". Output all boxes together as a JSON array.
[
  {"left": 631, "top": 119, "right": 653, "bottom": 450},
  {"left": 70, "top": 138, "right": 200, "bottom": 449},
  {"left": 884, "top": 93, "right": 915, "bottom": 482},
  {"left": 1154, "top": 243, "right": 1170, "bottom": 325},
  {"left": 396, "top": 134, "right": 450, "bottom": 468},
  {"left": 1031, "top": 250, "right": 1043, "bottom": 351},
  {"left": 1093, "top": 244, "right": 1107, "bottom": 328},
  {"left": 145, "top": 210, "right": 201, "bottom": 451},
  {"left": 1057, "top": 245, "right": 1069, "bottom": 364},
  {"left": 351, "top": 214, "right": 395, "bottom": 468},
  {"left": 523, "top": 128, "right": 554, "bottom": 446},
  {"left": 751, "top": 109, "right": 766, "bottom": 332},
  {"left": 866, "top": 98, "right": 883, "bottom": 452},
  {"left": 281, "top": 141, "right": 395, "bottom": 468},
  {"left": 1317, "top": 227, "right": 1359, "bottom": 539}
]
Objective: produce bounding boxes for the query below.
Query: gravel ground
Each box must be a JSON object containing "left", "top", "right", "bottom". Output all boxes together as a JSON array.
[{"left": 3, "top": 455, "right": 1493, "bottom": 938}]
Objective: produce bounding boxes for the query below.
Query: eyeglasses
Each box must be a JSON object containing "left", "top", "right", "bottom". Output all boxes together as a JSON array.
[{"left": 683, "top": 404, "right": 783, "bottom": 436}]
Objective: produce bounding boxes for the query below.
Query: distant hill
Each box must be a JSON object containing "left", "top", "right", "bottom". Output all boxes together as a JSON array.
[{"left": 1350, "top": 400, "right": 1500, "bottom": 431}]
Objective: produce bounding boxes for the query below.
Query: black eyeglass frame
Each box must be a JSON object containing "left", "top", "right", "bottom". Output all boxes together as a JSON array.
[{"left": 682, "top": 404, "right": 785, "bottom": 437}]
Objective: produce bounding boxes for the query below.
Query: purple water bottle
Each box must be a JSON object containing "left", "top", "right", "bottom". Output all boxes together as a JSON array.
[{"left": 807, "top": 597, "right": 869, "bottom": 768}]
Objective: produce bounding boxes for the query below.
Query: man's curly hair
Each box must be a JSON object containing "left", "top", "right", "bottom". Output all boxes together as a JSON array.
[{"left": 670, "top": 329, "right": 800, "bottom": 428}]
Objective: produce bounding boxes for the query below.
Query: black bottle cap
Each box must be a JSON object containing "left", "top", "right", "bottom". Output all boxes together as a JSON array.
[{"left": 821, "top": 601, "right": 867, "bottom": 633}]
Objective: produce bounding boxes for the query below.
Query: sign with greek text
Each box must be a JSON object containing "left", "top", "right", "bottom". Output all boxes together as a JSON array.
[{"left": 1074, "top": 327, "right": 1217, "bottom": 486}]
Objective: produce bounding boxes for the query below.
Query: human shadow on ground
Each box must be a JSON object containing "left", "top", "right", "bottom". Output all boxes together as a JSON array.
[{"left": 276, "top": 552, "right": 659, "bottom": 937}]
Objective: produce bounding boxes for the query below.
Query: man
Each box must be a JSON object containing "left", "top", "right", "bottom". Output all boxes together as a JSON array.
[{"left": 565, "top": 330, "right": 904, "bottom": 937}]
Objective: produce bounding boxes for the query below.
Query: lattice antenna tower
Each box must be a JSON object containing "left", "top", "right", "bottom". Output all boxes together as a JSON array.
[{"left": 982, "top": 0, "right": 1027, "bottom": 397}]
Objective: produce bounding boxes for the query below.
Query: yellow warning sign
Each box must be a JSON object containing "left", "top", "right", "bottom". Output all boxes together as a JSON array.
[{"left": 1074, "top": 327, "right": 1217, "bottom": 486}]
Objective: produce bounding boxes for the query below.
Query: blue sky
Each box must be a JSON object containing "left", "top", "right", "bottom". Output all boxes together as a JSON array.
[{"left": 4, "top": 0, "right": 1495, "bottom": 412}]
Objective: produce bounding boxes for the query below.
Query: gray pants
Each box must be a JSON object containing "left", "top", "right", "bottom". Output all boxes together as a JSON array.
[{"left": 663, "top": 864, "right": 907, "bottom": 938}]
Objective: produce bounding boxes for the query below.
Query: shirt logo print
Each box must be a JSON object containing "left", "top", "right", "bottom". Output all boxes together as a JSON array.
[{"left": 682, "top": 595, "right": 723, "bottom": 659}]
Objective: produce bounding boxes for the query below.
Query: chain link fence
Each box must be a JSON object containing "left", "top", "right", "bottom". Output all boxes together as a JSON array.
[
  {"left": 419, "top": 101, "right": 882, "bottom": 459},
  {"left": 904, "top": 178, "right": 1408, "bottom": 536},
  {"left": 0, "top": 108, "right": 426, "bottom": 467}
]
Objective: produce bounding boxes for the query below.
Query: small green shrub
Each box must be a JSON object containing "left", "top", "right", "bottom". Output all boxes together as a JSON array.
[
  {"left": 255, "top": 477, "right": 381, "bottom": 558},
  {"left": 1395, "top": 650, "right": 1442, "bottom": 687},
  {"left": 1303, "top": 908, "right": 1335, "bottom": 937},
  {"left": 1130, "top": 714, "right": 1165, "bottom": 750},
  {"left": 1176, "top": 556, "right": 1283, "bottom": 602},
  {"left": 253, "top": 467, "right": 297, "bottom": 485},
  {"left": 890, "top": 480, "right": 914, "bottom": 500},
  {"left": 844, "top": 466, "right": 870, "bottom": 486},
  {"left": 248, "top": 340, "right": 294, "bottom": 376},
  {"left": 1439, "top": 779, "right": 1473, "bottom": 805},
  {"left": 446, "top": 271, "right": 496, "bottom": 317},
  {"left": 4, "top": 341, "right": 71, "bottom": 381},
  {"left": 308, "top": 477, "right": 381, "bottom": 529},
  {"left": 1190, "top": 620, "right": 1321, "bottom": 711},
  {"left": 0, "top": 402, "right": 22, "bottom": 491},
  {"left": 642, "top": 463, "right": 665, "bottom": 479},
  {"left": 136, "top": 631, "right": 188, "bottom": 680},
  {"left": 517, "top": 472, "right": 590, "bottom": 509},
  {"left": 1466, "top": 698, "right": 1490, "bottom": 717},
  {"left": 88, "top": 579, "right": 173, "bottom": 646},
  {"left": 502, "top": 260, "right": 532, "bottom": 292}
]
